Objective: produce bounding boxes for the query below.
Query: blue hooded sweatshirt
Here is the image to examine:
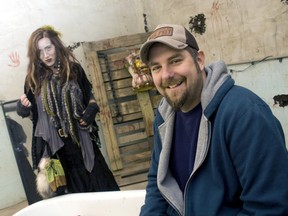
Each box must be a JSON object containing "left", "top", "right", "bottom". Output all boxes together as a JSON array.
[{"left": 140, "top": 61, "right": 288, "bottom": 216}]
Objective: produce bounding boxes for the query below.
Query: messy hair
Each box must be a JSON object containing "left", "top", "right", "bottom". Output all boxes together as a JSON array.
[{"left": 25, "top": 26, "right": 78, "bottom": 95}]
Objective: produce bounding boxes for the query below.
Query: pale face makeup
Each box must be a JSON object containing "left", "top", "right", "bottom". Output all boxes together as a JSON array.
[{"left": 38, "top": 37, "right": 56, "bottom": 68}]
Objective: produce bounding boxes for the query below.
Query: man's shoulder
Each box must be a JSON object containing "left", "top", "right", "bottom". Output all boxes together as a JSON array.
[
  {"left": 219, "top": 85, "right": 270, "bottom": 115},
  {"left": 226, "top": 85, "right": 266, "bottom": 105}
]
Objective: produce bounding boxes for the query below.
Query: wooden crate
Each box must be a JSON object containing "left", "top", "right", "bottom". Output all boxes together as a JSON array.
[{"left": 82, "top": 33, "right": 162, "bottom": 188}]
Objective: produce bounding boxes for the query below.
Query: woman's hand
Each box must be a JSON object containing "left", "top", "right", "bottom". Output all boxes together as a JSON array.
[
  {"left": 80, "top": 102, "right": 99, "bottom": 126},
  {"left": 17, "top": 94, "right": 32, "bottom": 117},
  {"left": 20, "top": 94, "right": 32, "bottom": 107},
  {"left": 79, "top": 119, "right": 88, "bottom": 126}
]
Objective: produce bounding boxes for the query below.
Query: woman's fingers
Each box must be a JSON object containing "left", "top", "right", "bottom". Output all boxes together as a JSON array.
[
  {"left": 20, "top": 94, "right": 31, "bottom": 107},
  {"left": 79, "top": 119, "right": 87, "bottom": 126}
]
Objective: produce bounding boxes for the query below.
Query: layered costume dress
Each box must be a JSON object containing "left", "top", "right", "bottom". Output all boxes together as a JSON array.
[{"left": 18, "top": 63, "right": 119, "bottom": 193}]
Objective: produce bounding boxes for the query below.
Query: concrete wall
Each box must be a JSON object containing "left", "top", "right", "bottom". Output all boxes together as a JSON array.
[
  {"left": 0, "top": 0, "right": 287, "bottom": 209},
  {"left": 141, "top": 0, "right": 288, "bottom": 64}
]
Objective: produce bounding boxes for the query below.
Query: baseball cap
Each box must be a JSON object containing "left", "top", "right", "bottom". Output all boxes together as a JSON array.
[{"left": 140, "top": 24, "right": 199, "bottom": 64}]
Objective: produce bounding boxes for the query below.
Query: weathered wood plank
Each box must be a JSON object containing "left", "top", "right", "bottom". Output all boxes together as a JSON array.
[
  {"left": 114, "top": 161, "right": 150, "bottom": 187},
  {"left": 120, "top": 141, "right": 151, "bottom": 155},
  {"left": 120, "top": 181, "right": 147, "bottom": 190},
  {"left": 117, "top": 173, "right": 148, "bottom": 187},
  {"left": 115, "top": 121, "right": 145, "bottom": 134},
  {"left": 107, "top": 94, "right": 160, "bottom": 122},
  {"left": 114, "top": 161, "right": 151, "bottom": 177},
  {"left": 106, "top": 87, "right": 135, "bottom": 100},
  {"left": 102, "top": 69, "right": 131, "bottom": 81},
  {"left": 106, "top": 51, "right": 133, "bottom": 62},
  {"left": 99, "top": 59, "right": 126, "bottom": 72},
  {"left": 109, "top": 99, "right": 141, "bottom": 116},
  {"left": 136, "top": 91, "right": 155, "bottom": 137},
  {"left": 104, "top": 77, "right": 133, "bottom": 90},
  {"left": 82, "top": 49, "right": 123, "bottom": 171},
  {"left": 112, "top": 112, "right": 143, "bottom": 124},
  {"left": 83, "top": 32, "right": 150, "bottom": 52},
  {"left": 121, "top": 151, "right": 151, "bottom": 165},
  {"left": 108, "top": 94, "right": 161, "bottom": 117},
  {"left": 118, "top": 131, "right": 148, "bottom": 145}
]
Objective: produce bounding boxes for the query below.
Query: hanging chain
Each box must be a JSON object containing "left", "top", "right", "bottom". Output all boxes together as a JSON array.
[{"left": 98, "top": 52, "right": 123, "bottom": 123}]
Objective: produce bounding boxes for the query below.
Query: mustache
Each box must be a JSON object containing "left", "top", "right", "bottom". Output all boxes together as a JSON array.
[{"left": 162, "top": 77, "right": 185, "bottom": 88}]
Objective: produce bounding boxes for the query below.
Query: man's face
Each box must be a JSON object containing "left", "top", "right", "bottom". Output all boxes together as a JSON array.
[
  {"left": 38, "top": 37, "right": 56, "bottom": 68},
  {"left": 148, "top": 44, "right": 205, "bottom": 112}
]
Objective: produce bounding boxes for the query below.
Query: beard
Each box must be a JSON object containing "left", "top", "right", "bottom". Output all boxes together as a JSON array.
[{"left": 164, "top": 90, "right": 189, "bottom": 111}]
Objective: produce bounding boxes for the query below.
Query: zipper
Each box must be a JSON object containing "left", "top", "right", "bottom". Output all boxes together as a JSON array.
[
  {"left": 160, "top": 190, "right": 183, "bottom": 216},
  {"left": 183, "top": 119, "right": 212, "bottom": 215}
]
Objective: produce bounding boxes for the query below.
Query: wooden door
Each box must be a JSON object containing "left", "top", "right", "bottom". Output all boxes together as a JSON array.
[{"left": 82, "top": 32, "right": 162, "bottom": 188}]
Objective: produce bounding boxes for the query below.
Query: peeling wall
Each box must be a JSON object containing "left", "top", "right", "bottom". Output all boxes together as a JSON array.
[{"left": 141, "top": 0, "right": 288, "bottom": 64}]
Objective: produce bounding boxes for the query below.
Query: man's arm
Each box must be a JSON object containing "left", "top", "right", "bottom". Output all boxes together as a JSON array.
[{"left": 229, "top": 104, "right": 288, "bottom": 215}]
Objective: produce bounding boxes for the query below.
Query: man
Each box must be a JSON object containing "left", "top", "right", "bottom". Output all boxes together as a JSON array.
[{"left": 139, "top": 24, "right": 288, "bottom": 215}]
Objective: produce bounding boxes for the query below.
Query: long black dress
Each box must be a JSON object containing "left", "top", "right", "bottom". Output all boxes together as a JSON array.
[{"left": 56, "top": 135, "right": 119, "bottom": 192}]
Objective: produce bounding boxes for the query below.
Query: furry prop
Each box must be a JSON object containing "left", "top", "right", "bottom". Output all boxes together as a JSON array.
[{"left": 36, "top": 157, "right": 56, "bottom": 199}]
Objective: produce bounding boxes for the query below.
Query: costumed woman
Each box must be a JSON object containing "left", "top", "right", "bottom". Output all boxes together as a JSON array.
[{"left": 16, "top": 26, "right": 119, "bottom": 198}]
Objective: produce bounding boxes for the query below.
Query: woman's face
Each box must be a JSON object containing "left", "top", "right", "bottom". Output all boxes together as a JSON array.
[{"left": 37, "top": 37, "right": 56, "bottom": 68}]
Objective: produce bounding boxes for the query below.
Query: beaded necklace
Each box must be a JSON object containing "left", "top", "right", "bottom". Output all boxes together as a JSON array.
[{"left": 41, "top": 74, "right": 86, "bottom": 146}]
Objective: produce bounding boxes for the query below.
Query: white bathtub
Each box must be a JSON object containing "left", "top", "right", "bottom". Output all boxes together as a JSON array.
[{"left": 14, "top": 190, "right": 146, "bottom": 216}]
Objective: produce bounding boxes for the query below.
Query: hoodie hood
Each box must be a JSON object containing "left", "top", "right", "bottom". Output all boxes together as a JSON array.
[
  {"left": 155, "top": 60, "right": 234, "bottom": 215},
  {"left": 201, "top": 60, "right": 233, "bottom": 112},
  {"left": 158, "top": 60, "right": 233, "bottom": 118}
]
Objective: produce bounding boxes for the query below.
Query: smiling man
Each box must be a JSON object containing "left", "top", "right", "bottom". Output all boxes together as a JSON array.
[{"left": 139, "top": 24, "right": 288, "bottom": 216}]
